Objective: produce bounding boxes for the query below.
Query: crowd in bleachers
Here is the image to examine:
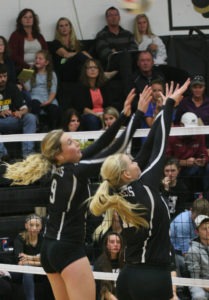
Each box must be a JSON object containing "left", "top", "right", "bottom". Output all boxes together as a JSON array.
[{"left": 1, "top": 5, "right": 209, "bottom": 300}]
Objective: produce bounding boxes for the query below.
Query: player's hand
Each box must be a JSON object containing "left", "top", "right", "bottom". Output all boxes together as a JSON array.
[
  {"left": 160, "top": 79, "right": 190, "bottom": 107},
  {"left": 137, "top": 85, "right": 152, "bottom": 113},
  {"left": 123, "top": 88, "right": 136, "bottom": 117}
]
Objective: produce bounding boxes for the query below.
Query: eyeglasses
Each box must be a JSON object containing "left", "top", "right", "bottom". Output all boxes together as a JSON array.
[{"left": 86, "top": 66, "right": 99, "bottom": 70}]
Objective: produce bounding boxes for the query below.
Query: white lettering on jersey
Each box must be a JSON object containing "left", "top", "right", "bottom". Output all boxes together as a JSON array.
[
  {"left": 49, "top": 178, "right": 57, "bottom": 204},
  {"left": 52, "top": 166, "right": 64, "bottom": 177},
  {"left": 120, "top": 186, "right": 135, "bottom": 197}
]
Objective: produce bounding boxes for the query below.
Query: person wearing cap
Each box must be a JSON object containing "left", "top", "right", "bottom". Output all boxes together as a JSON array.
[
  {"left": 175, "top": 75, "right": 209, "bottom": 148},
  {"left": 170, "top": 198, "right": 209, "bottom": 277},
  {"left": 185, "top": 214, "right": 209, "bottom": 299},
  {"left": 166, "top": 111, "right": 209, "bottom": 193}
]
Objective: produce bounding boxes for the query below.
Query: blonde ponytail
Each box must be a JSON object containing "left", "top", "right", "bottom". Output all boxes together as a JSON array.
[
  {"left": 4, "top": 154, "right": 51, "bottom": 185},
  {"left": 4, "top": 129, "right": 64, "bottom": 185},
  {"left": 90, "top": 181, "right": 148, "bottom": 229}
]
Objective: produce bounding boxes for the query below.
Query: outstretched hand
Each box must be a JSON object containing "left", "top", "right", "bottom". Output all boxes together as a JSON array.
[
  {"left": 137, "top": 85, "right": 152, "bottom": 113},
  {"left": 159, "top": 79, "right": 190, "bottom": 107},
  {"left": 123, "top": 88, "right": 136, "bottom": 116}
]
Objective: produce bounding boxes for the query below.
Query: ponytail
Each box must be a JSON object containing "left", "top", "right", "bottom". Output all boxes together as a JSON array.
[{"left": 90, "top": 180, "right": 148, "bottom": 230}]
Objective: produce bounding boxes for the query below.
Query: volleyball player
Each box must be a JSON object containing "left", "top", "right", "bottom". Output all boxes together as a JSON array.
[
  {"left": 4, "top": 87, "right": 152, "bottom": 300},
  {"left": 90, "top": 79, "right": 190, "bottom": 300}
]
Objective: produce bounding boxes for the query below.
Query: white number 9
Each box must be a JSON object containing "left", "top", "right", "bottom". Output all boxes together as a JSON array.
[{"left": 50, "top": 179, "right": 57, "bottom": 204}]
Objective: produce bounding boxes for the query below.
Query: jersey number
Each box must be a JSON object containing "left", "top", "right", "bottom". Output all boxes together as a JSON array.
[{"left": 50, "top": 179, "right": 57, "bottom": 204}]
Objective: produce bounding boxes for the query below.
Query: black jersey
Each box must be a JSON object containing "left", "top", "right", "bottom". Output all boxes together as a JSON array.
[
  {"left": 120, "top": 99, "right": 175, "bottom": 266},
  {"left": 44, "top": 110, "right": 144, "bottom": 243}
]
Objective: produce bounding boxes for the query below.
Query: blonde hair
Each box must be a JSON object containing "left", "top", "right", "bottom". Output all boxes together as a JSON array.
[
  {"left": 90, "top": 154, "right": 148, "bottom": 230},
  {"left": 133, "top": 14, "right": 154, "bottom": 44},
  {"left": 103, "top": 106, "right": 119, "bottom": 120},
  {"left": 55, "top": 17, "right": 81, "bottom": 52},
  {"left": 4, "top": 130, "right": 64, "bottom": 185},
  {"left": 93, "top": 209, "right": 114, "bottom": 241}
]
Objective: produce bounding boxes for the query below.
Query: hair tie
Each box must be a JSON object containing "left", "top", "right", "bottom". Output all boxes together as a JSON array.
[{"left": 104, "top": 178, "right": 110, "bottom": 182}]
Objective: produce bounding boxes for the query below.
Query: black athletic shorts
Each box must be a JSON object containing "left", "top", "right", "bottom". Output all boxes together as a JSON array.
[
  {"left": 41, "top": 237, "right": 86, "bottom": 273},
  {"left": 117, "top": 263, "right": 173, "bottom": 300}
]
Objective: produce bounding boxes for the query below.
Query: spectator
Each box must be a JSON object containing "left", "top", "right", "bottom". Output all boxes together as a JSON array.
[
  {"left": 103, "top": 106, "right": 119, "bottom": 129},
  {"left": 170, "top": 198, "right": 209, "bottom": 277},
  {"left": 185, "top": 214, "right": 209, "bottom": 300},
  {"left": 144, "top": 78, "right": 164, "bottom": 127},
  {"left": 76, "top": 58, "right": 113, "bottom": 130},
  {"left": 94, "top": 232, "right": 124, "bottom": 300},
  {"left": 175, "top": 75, "right": 209, "bottom": 148},
  {"left": 133, "top": 14, "right": 167, "bottom": 65},
  {"left": 166, "top": 112, "right": 209, "bottom": 193},
  {"left": 96, "top": 6, "right": 138, "bottom": 96},
  {"left": 14, "top": 214, "right": 43, "bottom": 300},
  {"left": 132, "top": 50, "right": 165, "bottom": 111},
  {"left": 24, "top": 49, "right": 60, "bottom": 130},
  {"left": 9, "top": 8, "right": 47, "bottom": 74},
  {"left": 0, "top": 36, "right": 16, "bottom": 83},
  {"left": 62, "top": 108, "right": 82, "bottom": 132},
  {"left": 160, "top": 158, "right": 193, "bottom": 219},
  {"left": 50, "top": 17, "right": 91, "bottom": 82},
  {"left": 0, "top": 63, "right": 36, "bottom": 160}
]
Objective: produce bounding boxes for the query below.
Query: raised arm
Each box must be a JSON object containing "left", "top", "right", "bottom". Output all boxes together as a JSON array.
[
  {"left": 77, "top": 87, "right": 152, "bottom": 178},
  {"left": 135, "top": 79, "right": 190, "bottom": 181},
  {"left": 82, "top": 89, "right": 135, "bottom": 159}
]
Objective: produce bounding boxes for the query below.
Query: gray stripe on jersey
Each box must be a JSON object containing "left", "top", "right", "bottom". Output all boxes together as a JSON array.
[
  {"left": 57, "top": 212, "right": 66, "bottom": 240},
  {"left": 141, "top": 185, "right": 155, "bottom": 263},
  {"left": 56, "top": 175, "right": 78, "bottom": 240},
  {"left": 67, "top": 175, "right": 77, "bottom": 212},
  {"left": 141, "top": 111, "right": 166, "bottom": 177},
  {"left": 80, "top": 113, "right": 135, "bottom": 165}
]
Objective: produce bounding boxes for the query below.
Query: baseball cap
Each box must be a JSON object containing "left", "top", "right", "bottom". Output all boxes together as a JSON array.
[
  {"left": 190, "top": 75, "right": 205, "bottom": 87},
  {"left": 180, "top": 112, "right": 198, "bottom": 127},
  {"left": 195, "top": 214, "right": 209, "bottom": 228}
]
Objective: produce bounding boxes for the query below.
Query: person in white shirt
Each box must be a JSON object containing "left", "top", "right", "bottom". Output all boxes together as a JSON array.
[{"left": 133, "top": 14, "right": 167, "bottom": 65}]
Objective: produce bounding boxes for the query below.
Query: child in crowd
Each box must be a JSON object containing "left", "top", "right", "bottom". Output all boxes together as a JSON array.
[
  {"left": 103, "top": 107, "right": 119, "bottom": 129},
  {"left": 160, "top": 157, "right": 193, "bottom": 219},
  {"left": 14, "top": 214, "right": 43, "bottom": 300},
  {"left": 24, "top": 50, "right": 60, "bottom": 130}
]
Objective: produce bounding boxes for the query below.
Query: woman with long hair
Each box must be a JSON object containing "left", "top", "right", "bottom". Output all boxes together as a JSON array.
[
  {"left": 50, "top": 17, "right": 91, "bottom": 82},
  {"left": 133, "top": 14, "right": 167, "bottom": 65},
  {"left": 77, "top": 58, "right": 119, "bottom": 130},
  {"left": 94, "top": 232, "right": 124, "bottom": 300},
  {"left": 14, "top": 214, "right": 43, "bottom": 300},
  {"left": 9, "top": 8, "right": 47, "bottom": 74},
  {"left": 0, "top": 36, "right": 16, "bottom": 83},
  {"left": 4, "top": 87, "right": 152, "bottom": 300},
  {"left": 90, "top": 79, "right": 190, "bottom": 300}
]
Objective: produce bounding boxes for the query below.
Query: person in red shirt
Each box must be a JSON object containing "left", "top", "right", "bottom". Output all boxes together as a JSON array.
[{"left": 166, "top": 112, "right": 209, "bottom": 193}]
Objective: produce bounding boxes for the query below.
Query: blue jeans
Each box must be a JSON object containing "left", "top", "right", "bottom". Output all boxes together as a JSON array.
[
  {"left": 23, "top": 273, "right": 35, "bottom": 300},
  {"left": 0, "top": 113, "right": 36, "bottom": 158},
  {"left": 82, "top": 114, "right": 102, "bottom": 130}
]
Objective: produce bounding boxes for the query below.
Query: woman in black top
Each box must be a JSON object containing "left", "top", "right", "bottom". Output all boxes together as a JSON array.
[
  {"left": 50, "top": 17, "right": 91, "bottom": 82},
  {"left": 14, "top": 214, "right": 43, "bottom": 300},
  {"left": 94, "top": 232, "right": 124, "bottom": 300},
  {"left": 4, "top": 88, "right": 152, "bottom": 300},
  {"left": 90, "top": 79, "right": 190, "bottom": 300}
]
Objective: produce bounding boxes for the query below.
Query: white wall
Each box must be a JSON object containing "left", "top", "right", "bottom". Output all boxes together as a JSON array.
[{"left": 1, "top": 0, "right": 209, "bottom": 41}]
